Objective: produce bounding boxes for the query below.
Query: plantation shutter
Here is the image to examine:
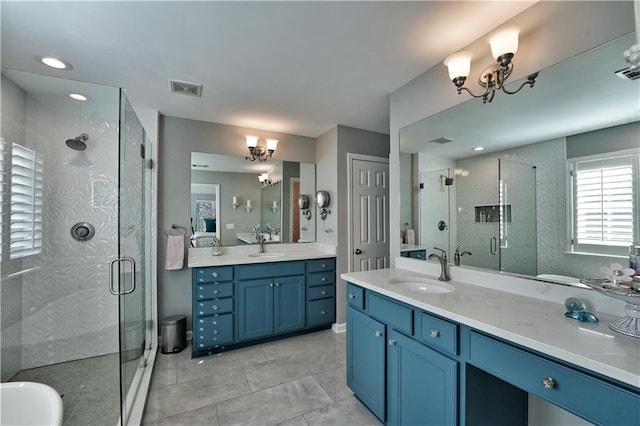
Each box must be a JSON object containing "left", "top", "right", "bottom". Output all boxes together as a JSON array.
[{"left": 10, "top": 143, "right": 43, "bottom": 259}]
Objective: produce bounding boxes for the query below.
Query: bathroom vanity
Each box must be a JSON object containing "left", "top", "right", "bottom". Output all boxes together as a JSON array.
[
  {"left": 189, "top": 246, "right": 336, "bottom": 358},
  {"left": 342, "top": 263, "right": 640, "bottom": 425}
]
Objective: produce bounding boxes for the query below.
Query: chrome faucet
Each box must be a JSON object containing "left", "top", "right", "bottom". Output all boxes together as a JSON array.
[
  {"left": 257, "top": 234, "right": 266, "bottom": 253},
  {"left": 454, "top": 244, "right": 472, "bottom": 266},
  {"left": 428, "top": 247, "right": 451, "bottom": 281}
]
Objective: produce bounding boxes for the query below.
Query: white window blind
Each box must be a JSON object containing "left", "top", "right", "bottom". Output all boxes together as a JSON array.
[
  {"left": 10, "top": 143, "right": 43, "bottom": 259},
  {"left": 572, "top": 154, "right": 636, "bottom": 254},
  {"left": 0, "top": 138, "right": 5, "bottom": 256}
]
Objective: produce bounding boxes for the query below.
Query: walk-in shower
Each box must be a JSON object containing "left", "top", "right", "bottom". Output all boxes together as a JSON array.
[
  {"left": 65, "top": 133, "right": 89, "bottom": 151},
  {"left": 0, "top": 70, "right": 157, "bottom": 425}
]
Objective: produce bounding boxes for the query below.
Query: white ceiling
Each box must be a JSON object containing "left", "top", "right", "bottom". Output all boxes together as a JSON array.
[{"left": 1, "top": 1, "right": 535, "bottom": 138}]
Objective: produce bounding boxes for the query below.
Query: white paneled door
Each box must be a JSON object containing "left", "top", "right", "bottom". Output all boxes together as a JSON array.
[{"left": 350, "top": 155, "right": 389, "bottom": 272}]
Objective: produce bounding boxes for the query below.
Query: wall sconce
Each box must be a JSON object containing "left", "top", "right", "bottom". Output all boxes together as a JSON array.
[
  {"left": 271, "top": 200, "right": 278, "bottom": 213},
  {"left": 316, "top": 190, "right": 331, "bottom": 221},
  {"left": 245, "top": 135, "right": 278, "bottom": 162},
  {"left": 231, "top": 196, "right": 239, "bottom": 210},
  {"left": 443, "top": 28, "right": 539, "bottom": 103},
  {"left": 245, "top": 199, "right": 253, "bottom": 213},
  {"left": 258, "top": 172, "right": 272, "bottom": 186},
  {"left": 298, "top": 194, "right": 312, "bottom": 220}
]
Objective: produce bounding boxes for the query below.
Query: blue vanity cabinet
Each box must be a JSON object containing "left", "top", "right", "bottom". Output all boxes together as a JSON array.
[
  {"left": 306, "top": 258, "right": 336, "bottom": 327},
  {"left": 236, "top": 261, "right": 305, "bottom": 342},
  {"left": 387, "top": 329, "right": 457, "bottom": 426},
  {"left": 192, "top": 266, "right": 235, "bottom": 355},
  {"left": 347, "top": 306, "right": 386, "bottom": 422},
  {"left": 400, "top": 249, "right": 427, "bottom": 260}
]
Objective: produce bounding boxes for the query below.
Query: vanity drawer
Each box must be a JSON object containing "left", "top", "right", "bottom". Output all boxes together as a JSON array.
[
  {"left": 346, "top": 283, "right": 364, "bottom": 309},
  {"left": 195, "top": 314, "right": 233, "bottom": 347},
  {"left": 195, "top": 282, "right": 233, "bottom": 300},
  {"left": 196, "top": 297, "right": 233, "bottom": 316},
  {"left": 307, "top": 298, "right": 335, "bottom": 327},
  {"left": 307, "top": 258, "right": 335, "bottom": 273},
  {"left": 366, "top": 292, "right": 413, "bottom": 335},
  {"left": 194, "top": 266, "right": 233, "bottom": 283},
  {"left": 308, "top": 271, "right": 335, "bottom": 286},
  {"left": 469, "top": 332, "right": 640, "bottom": 425},
  {"left": 237, "top": 261, "right": 305, "bottom": 280},
  {"left": 308, "top": 284, "right": 335, "bottom": 300},
  {"left": 416, "top": 311, "right": 458, "bottom": 355}
]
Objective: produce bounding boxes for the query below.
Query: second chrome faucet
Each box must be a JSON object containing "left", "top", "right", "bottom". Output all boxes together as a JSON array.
[{"left": 428, "top": 247, "right": 450, "bottom": 281}]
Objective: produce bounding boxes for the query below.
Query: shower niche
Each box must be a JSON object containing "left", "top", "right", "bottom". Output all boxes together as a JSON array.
[{"left": 474, "top": 204, "right": 512, "bottom": 223}]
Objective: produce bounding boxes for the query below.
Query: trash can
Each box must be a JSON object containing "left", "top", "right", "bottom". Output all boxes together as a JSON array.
[{"left": 161, "top": 315, "right": 186, "bottom": 354}]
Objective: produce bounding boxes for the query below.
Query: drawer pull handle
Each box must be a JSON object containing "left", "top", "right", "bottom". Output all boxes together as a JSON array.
[
  {"left": 213, "top": 290, "right": 219, "bottom": 295},
  {"left": 388, "top": 338, "right": 397, "bottom": 346},
  {"left": 321, "top": 264, "right": 326, "bottom": 268},
  {"left": 212, "top": 272, "right": 218, "bottom": 278},
  {"left": 213, "top": 330, "right": 219, "bottom": 335},
  {"left": 430, "top": 329, "right": 440, "bottom": 338},
  {"left": 212, "top": 305, "right": 218, "bottom": 310},
  {"left": 375, "top": 330, "right": 383, "bottom": 337},
  {"left": 321, "top": 277, "right": 326, "bottom": 282},
  {"left": 348, "top": 293, "right": 356, "bottom": 299},
  {"left": 541, "top": 378, "right": 556, "bottom": 389},
  {"left": 321, "top": 291, "right": 327, "bottom": 295},
  {"left": 320, "top": 310, "right": 326, "bottom": 315}
]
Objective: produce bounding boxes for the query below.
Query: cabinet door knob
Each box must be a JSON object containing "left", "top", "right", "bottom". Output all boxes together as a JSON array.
[
  {"left": 213, "top": 289, "right": 219, "bottom": 294},
  {"left": 212, "top": 272, "right": 218, "bottom": 278},
  {"left": 321, "top": 263, "right": 326, "bottom": 268},
  {"left": 213, "top": 330, "right": 219, "bottom": 335},
  {"left": 321, "top": 277, "right": 326, "bottom": 282},
  {"left": 270, "top": 283, "right": 274, "bottom": 287},
  {"left": 430, "top": 329, "right": 440, "bottom": 338},
  {"left": 348, "top": 293, "right": 355, "bottom": 299},
  {"left": 275, "top": 282, "right": 280, "bottom": 287},
  {"left": 388, "top": 338, "right": 397, "bottom": 346},
  {"left": 320, "top": 310, "right": 326, "bottom": 315},
  {"left": 321, "top": 291, "right": 327, "bottom": 295},
  {"left": 541, "top": 378, "right": 556, "bottom": 389},
  {"left": 212, "top": 305, "right": 218, "bottom": 310},
  {"left": 375, "top": 330, "right": 383, "bottom": 337}
]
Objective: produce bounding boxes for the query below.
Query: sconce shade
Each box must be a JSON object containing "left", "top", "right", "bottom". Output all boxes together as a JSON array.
[
  {"left": 489, "top": 29, "right": 519, "bottom": 59},
  {"left": 265, "top": 138, "right": 279, "bottom": 151},
  {"left": 444, "top": 51, "right": 472, "bottom": 79},
  {"left": 245, "top": 135, "right": 259, "bottom": 148}
]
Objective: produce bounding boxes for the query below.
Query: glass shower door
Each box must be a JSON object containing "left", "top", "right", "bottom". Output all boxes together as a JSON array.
[{"left": 117, "top": 93, "right": 149, "bottom": 424}]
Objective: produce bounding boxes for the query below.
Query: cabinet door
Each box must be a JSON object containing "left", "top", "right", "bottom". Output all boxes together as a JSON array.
[
  {"left": 237, "top": 279, "right": 273, "bottom": 341},
  {"left": 273, "top": 275, "right": 305, "bottom": 334},
  {"left": 387, "top": 330, "right": 457, "bottom": 426},
  {"left": 347, "top": 306, "right": 386, "bottom": 422}
]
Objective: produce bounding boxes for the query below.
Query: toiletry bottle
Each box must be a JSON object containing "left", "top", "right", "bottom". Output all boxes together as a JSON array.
[{"left": 630, "top": 245, "right": 640, "bottom": 276}]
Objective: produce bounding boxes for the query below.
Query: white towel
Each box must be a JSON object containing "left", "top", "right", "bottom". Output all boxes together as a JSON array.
[
  {"left": 165, "top": 234, "right": 184, "bottom": 270},
  {"left": 405, "top": 229, "right": 415, "bottom": 245}
]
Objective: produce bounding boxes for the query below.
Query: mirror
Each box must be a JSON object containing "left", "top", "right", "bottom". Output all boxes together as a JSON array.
[
  {"left": 400, "top": 32, "right": 640, "bottom": 285},
  {"left": 191, "top": 152, "right": 316, "bottom": 246}
]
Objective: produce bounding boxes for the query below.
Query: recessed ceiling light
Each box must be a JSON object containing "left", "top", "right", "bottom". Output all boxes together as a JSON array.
[
  {"left": 472, "top": 146, "right": 485, "bottom": 151},
  {"left": 69, "top": 93, "right": 88, "bottom": 101},
  {"left": 36, "top": 55, "right": 73, "bottom": 70}
]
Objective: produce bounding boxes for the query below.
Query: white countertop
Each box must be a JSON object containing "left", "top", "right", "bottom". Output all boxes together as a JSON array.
[
  {"left": 342, "top": 267, "right": 640, "bottom": 389},
  {"left": 188, "top": 243, "right": 335, "bottom": 267}
]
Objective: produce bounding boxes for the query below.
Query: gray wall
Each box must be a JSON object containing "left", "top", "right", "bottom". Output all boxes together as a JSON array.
[
  {"left": 567, "top": 121, "right": 640, "bottom": 159},
  {"left": 159, "top": 116, "right": 315, "bottom": 327}
]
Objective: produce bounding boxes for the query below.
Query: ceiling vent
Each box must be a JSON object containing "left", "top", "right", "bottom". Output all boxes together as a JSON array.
[
  {"left": 429, "top": 137, "right": 453, "bottom": 144},
  {"left": 615, "top": 67, "right": 640, "bottom": 81},
  {"left": 170, "top": 80, "right": 203, "bottom": 97}
]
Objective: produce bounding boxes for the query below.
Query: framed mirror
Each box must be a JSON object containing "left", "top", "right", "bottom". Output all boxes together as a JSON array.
[
  {"left": 190, "top": 152, "right": 316, "bottom": 246},
  {"left": 399, "top": 32, "right": 640, "bottom": 286}
]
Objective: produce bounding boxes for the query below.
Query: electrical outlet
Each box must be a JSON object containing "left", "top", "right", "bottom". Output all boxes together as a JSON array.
[{"left": 226, "top": 223, "right": 235, "bottom": 230}]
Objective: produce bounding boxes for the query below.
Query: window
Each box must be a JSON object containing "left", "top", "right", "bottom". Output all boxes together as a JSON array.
[
  {"left": 10, "top": 143, "right": 43, "bottom": 259},
  {"left": 570, "top": 153, "right": 638, "bottom": 256},
  {"left": 0, "top": 138, "right": 5, "bottom": 256}
]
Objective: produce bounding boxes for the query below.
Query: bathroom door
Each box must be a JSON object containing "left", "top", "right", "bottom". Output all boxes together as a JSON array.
[{"left": 117, "top": 94, "right": 149, "bottom": 424}]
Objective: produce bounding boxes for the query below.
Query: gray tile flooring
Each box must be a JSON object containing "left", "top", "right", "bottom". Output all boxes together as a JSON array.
[
  {"left": 11, "top": 353, "right": 121, "bottom": 426},
  {"left": 143, "top": 330, "right": 381, "bottom": 426}
]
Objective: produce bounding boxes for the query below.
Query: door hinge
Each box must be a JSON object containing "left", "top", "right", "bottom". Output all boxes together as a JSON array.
[
  {"left": 419, "top": 183, "right": 424, "bottom": 189},
  {"left": 140, "top": 143, "right": 146, "bottom": 159}
]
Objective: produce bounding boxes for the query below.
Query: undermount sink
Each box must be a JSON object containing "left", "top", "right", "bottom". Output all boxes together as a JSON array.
[
  {"left": 0, "top": 381, "right": 63, "bottom": 426},
  {"left": 389, "top": 277, "right": 454, "bottom": 294},
  {"left": 247, "top": 252, "right": 285, "bottom": 258}
]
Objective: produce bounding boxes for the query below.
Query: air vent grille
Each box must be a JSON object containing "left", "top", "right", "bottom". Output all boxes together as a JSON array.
[
  {"left": 169, "top": 80, "right": 203, "bottom": 97},
  {"left": 429, "top": 137, "right": 453, "bottom": 144},
  {"left": 615, "top": 67, "right": 640, "bottom": 81}
]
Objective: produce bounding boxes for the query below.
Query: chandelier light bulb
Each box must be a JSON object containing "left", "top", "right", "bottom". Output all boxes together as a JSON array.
[
  {"left": 265, "top": 138, "right": 279, "bottom": 151},
  {"left": 245, "top": 135, "right": 259, "bottom": 148},
  {"left": 489, "top": 28, "right": 519, "bottom": 60},
  {"left": 443, "top": 51, "right": 472, "bottom": 80}
]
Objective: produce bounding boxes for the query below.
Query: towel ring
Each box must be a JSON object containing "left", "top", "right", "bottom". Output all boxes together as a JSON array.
[{"left": 164, "top": 224, "right": 188, "bottom": 236}]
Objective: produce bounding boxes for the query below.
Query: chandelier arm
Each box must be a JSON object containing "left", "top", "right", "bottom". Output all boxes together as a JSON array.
[
  {"left": 501, "top": 72, "right": 538, "bottom": 95},
  {"left": 457, "top": 86, "right": 486, "bottom": 99}
]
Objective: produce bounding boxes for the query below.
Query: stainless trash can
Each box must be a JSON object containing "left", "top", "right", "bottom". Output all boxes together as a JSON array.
[{"left": 161, "top": 315, "right": 187, "bottom": 354}]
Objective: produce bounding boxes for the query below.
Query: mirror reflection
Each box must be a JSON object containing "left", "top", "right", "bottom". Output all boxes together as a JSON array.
[
  {"left": 190, "top": 152, "right": 316, "bottom": 246},
  {"left": 400, "top": 32, "right": 640, "bottom": 286}
]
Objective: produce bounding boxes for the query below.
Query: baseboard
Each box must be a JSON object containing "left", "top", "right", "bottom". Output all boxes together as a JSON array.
[{"left": 331, "top": 322, "right": 346, "bottom": 333}]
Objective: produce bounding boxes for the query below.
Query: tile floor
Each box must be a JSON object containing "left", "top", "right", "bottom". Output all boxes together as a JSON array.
[{"left": 142, "top": 330, "right": 381, "bottom": 426}]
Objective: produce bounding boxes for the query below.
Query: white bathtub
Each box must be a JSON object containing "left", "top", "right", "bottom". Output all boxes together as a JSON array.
[{"left": 0, "top": 382, "right": 63, "bottom": 426}]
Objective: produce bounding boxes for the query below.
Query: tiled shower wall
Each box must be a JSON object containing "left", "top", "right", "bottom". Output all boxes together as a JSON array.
[{"left": 1, "top": 74, "right": 121, "bottom": 375}]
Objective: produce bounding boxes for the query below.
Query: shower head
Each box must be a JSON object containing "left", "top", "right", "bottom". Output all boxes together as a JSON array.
[{"left": 65, "top": 133, "right": 89, "bottom": 151}]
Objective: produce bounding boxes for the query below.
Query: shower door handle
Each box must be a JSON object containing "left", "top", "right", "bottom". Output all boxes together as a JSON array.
[
  {"left": 109, "top": 257, "right": 136, "bottom": 295},
  {"left": 489, "top": 237, "right": 498, "bottom": 255}
]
